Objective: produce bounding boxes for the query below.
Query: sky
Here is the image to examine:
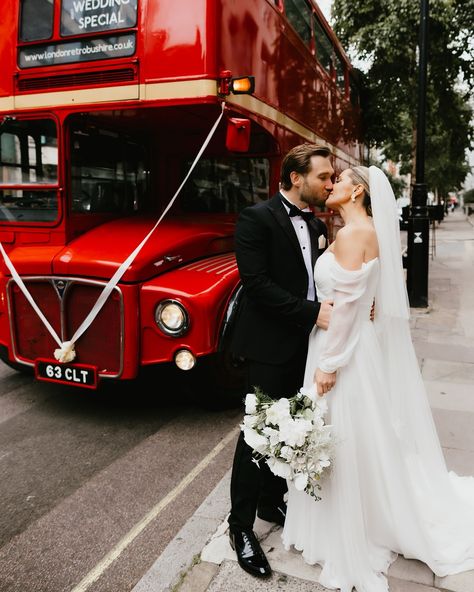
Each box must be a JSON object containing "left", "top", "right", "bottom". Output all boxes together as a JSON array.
[
  {"left": 317, "top": 0, "right": 333, "bottom": 23},
  {"left": 317, "top": 1, "right": 370, "bottom": 71}
]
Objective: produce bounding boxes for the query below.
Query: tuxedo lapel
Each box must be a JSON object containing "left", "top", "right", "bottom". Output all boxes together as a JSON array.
[{"left": 268, "top": 195, "right": 307, "bottom": 268}]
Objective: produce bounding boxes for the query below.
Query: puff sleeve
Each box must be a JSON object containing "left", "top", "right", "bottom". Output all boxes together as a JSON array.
[{"left": 318, "top": 261, "right": 373, "bottom": 374}]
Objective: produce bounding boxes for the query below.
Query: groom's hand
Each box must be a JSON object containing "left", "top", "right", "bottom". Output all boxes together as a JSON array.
[{"left": 316, "top": 300, "right": 334, "bottom": 330}]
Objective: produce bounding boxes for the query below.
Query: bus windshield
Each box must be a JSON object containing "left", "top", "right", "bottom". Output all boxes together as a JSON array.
[
  {"left": 0, "top": 118, "right": 58, "bottom": 222},
  {"left": 70, "top": 123, "right": 146, "bottom": 214}
]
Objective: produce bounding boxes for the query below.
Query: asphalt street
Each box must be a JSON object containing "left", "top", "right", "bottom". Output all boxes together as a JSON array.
[{"left": 0, "top": 365, "right": 243, "bottom": 592}]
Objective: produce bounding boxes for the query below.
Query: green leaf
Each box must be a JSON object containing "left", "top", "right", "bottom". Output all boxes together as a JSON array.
[{"left": 332, "top": 0, "right": 473, "bottom": 192}]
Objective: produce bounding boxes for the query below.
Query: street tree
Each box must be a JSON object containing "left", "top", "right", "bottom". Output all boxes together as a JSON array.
[
  {"left": 332, "top": 0, "right": 474, "bottom": 197},
  {"left": 463, "top": 188, "right": 474, "bottom": 203}
]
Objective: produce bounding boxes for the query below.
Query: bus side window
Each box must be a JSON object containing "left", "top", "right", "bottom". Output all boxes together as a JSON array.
[
  {"left": 19, "top": 0, "right": 54, "bottom": 42},
  {"left": 285, "top": 0, "right": 312, "bottom": 46},
  {"left": 333, "top": 52, "right": 347, "bottom": 93},
  {"left": 313, "top": 16, "right": 333, "bottom": 73}
]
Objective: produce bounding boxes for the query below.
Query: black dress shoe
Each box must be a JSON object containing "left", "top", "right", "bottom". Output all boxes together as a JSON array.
[
  {"left": 229, "top": 529, "right": 272, "bottom": 578},
  {"left": 257, "top": 503, "right": 287, "bottom": 527}
]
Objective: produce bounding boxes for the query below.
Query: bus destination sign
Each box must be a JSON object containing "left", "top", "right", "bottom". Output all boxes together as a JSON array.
[{"left": 61, "top": 0, "right": 138, "bottom": 36}]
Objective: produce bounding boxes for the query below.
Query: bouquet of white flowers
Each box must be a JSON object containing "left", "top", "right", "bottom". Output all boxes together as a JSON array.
[{"left": 241, "top": 386, "right": 333, "bottom": 500}]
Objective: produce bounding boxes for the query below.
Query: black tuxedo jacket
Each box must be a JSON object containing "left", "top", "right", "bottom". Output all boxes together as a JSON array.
[{"left": 231, "top": 192, "right": 328, "bottom": 364}]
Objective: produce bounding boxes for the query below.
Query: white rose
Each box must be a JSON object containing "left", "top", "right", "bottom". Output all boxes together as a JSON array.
[
  {"left": 243, "top": 428, "right": 268, "bottom": 454},
  {"left": 315, "top": 460, "right": 331, "bottom": 474},
  {"left": 262, "top": 426, "right": 280, "bottom": 447},
  {"left": 242, "top": 414, "right": 260, "bottom": 429},
  {"left": 267, "top": 457, "right": 291, "bottom": 479},
  {"left": 244, "top": 393, "right": 258, "bottom": 414},
  {"left": 279, "top": 445, "right": 294, "bottom": 461},
  {"left": 278, "top": 417, "right": 313, "bottom": 448},
  {"left": 317, "top": 455, "right": 331, "bottom": 470},
  {"left": 293, "top": 472, "right": 309, "bottom": 491},
  {"left": 298, "top": 386, "right": 316, "bottom": 405},
  {"left": 265, "top": 398, "right": 290, "bottom": 426}
]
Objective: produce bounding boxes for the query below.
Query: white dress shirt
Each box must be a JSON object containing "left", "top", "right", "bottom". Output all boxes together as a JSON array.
[{"left": 280, "top": 190, "right": 316, "bottom": 301}]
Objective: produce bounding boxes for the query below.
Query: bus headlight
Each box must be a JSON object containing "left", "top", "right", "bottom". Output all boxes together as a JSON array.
[
  {"left": 155, "top": 300, "right": 189, "bottom": 336},
  {"left": 175, "top": 349, "right": 196, "bottom": 370}
]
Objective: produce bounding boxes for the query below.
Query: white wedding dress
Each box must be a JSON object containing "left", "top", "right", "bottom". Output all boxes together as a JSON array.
[{"left": 282, "top": 248, "right": 474, "bottom": 592}]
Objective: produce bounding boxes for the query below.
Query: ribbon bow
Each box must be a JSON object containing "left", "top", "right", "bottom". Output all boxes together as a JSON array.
[{"left": 54, "top": 341, "right": 76, "bottom": 364}]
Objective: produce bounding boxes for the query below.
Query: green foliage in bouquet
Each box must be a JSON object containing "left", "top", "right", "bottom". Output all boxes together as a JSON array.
[{"left": 241, "top": 386, "right": 334, "bottom": 501}]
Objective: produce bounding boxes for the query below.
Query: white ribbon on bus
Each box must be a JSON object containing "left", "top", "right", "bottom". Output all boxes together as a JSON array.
[{"left": 0, "top": 102, "right": 226, "bottom": 364}]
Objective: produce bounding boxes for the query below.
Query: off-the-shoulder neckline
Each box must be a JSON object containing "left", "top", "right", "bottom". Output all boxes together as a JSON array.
[{"left": 326, "top": 250, "right": 379, "bottom": 270}]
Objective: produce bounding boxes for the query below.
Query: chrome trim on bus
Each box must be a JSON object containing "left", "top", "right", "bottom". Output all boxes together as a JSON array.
[
  {"left": 218, "top": 283, "right": 243, "bottom": 348},
  {"left": 183, "top": 253, "right": 236, "bottom": 273},
  {"left": 5, "top": 276, "right": 125, "bottom": 379},
  {"left": 154, "top": 299, "right": 190, "bottom": 337}
]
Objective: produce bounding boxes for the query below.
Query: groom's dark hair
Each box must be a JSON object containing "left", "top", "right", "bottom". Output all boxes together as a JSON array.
[{"left": 280, "top": 143, "right": 332, "bottom": 190}]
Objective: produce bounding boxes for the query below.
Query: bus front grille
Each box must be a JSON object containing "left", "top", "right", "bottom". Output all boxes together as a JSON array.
[{"left": 7, "top": 277, "right": 123, "bottom": 376}]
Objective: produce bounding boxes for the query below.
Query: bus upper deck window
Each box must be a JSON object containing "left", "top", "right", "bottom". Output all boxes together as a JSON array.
[
  {"left": 60, "top": 0, "right": 138, "bottom": 37},
  {"left": 19, "top": 0, "right": 54, "bottom": 42},
  {"left": 334, "top": 53, "right": 346, "bottom": 92},
  {"left": 313, "top": 16, "right": 333, "bottom": 74},
  {"left": 285, "top": 0, "right": 312, "bottom": 47}
]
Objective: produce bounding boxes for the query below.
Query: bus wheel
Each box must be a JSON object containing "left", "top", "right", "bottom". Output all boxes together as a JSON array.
[{"left": 192, "top": 350, "right": 246, "bottom": 411}]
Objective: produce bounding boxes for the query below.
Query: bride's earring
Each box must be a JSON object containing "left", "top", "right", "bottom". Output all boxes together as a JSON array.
[{"left": 351, "top": 194, "right": 356, "bottom": 203}]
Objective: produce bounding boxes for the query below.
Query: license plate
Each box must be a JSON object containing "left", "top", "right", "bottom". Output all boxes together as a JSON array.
[{"left": 35, "top": 359, "right": 98, "bottom": 389}]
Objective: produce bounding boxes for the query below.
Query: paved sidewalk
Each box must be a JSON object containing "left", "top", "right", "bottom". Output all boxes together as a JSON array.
[{"left": 136, "top": 210, "right": 474, "bottom": 592}]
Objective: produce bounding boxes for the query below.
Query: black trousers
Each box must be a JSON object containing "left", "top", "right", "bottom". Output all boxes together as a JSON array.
[{"left": 228, "top": 343, "right": 308, "bottom": 531}]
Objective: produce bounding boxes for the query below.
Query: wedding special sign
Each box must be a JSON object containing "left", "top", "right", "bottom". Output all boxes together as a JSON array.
[
  {"left": 61, "top": 0, "right": 138, "bottom": 36},
  {"left": 18, "top": 0, "right": 138, "bottom": 68}
]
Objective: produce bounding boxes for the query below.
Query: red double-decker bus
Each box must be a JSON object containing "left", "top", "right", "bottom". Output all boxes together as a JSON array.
[{"left": 0, "top": 0, "right": 364, "bottom": 402}]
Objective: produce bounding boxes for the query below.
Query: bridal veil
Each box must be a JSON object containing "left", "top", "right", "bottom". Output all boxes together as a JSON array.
[{"left": 371, "top": 166, "right": 474, "bottom": 574}]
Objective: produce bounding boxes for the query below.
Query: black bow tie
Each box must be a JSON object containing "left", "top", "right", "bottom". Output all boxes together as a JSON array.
[{"left": 280, "top": 195, "right": 314, "bottom": 222}]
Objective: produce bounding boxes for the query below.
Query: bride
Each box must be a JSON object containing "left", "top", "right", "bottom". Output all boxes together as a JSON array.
[{"left": 282, "top": 166, "right": 474, "bottom": 592}]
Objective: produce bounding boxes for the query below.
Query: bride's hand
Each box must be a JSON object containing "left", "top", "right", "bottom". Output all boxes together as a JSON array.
[{"left": 315, "top": 368, "right": 336, "bottom": 396}]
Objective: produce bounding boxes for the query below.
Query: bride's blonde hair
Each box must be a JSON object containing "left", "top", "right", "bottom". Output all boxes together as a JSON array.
[{"left": 349, "top": 166, "right": 372, "bottom": 216}]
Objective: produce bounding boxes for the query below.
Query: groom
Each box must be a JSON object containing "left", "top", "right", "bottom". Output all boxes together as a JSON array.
[{"left": 228, "top": 143, "right": 335, "bottom": 578}]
